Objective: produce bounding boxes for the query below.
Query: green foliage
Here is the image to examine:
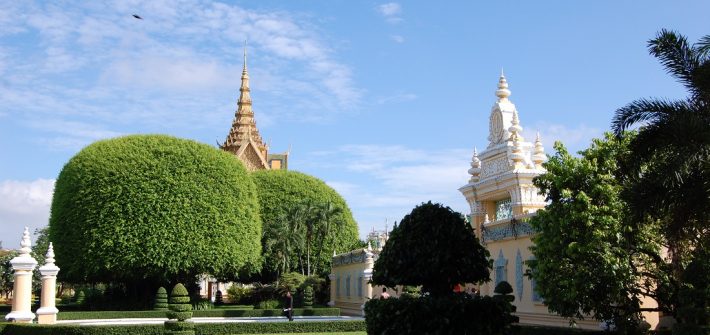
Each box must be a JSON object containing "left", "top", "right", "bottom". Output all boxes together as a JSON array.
[
  {"left": 303, "top": 275, "right": 328, "bottom": 305},
  {"left": 372, "top": 202, "right": 491, "bottom": 296},
  {"left": 252, "top": 170, "right": 360, "bottom": 279},
  {"left": 254, "top": 299, "right": 281, "bottom": 309},
  {"left": 0, "top": 250, "right": 17, "bottom": 299},
  {"left": 74, "top": 290, "right": 86, "bottom": 305},
  {"left": 226, "top": 285, "right": 253, "bottom": 305},
  {"left": 214, "top": 290, "right": 223, "bottom": 306},
  {"left": 528, "top": 134, "right": 662, "bottom": 332},
  {"left": 191, "top": 298, "right": 213, "bottom": 311},
  {"left": 493, "top": 281, "right": 519, "bottom": 325},
  {"left": 612, "top": 29, "right": 710, "bottom": 330},
  {"left": 49, "top": 134, "right": 262, "bottom": 288},
  {"left": 364, "top": 294, "right": 513, "bottom": 335},
  {"left": 494, "top": 281, "right": 513, "bottom": 296},
  {"left": 154, "top": 287, "right": 168, "bottom": 310},
  {"left": 278, "top": 272, "right": 306, "bottom": 294},
  {"left": 51, "top": 307, "right": 340, "bottom": 320},
  {"left": 0, "top": 319, "right": 363, "bottom": 335},
  {"left": 302, "top": 285, "right": 314, "bottom": 308},
  {"left": 167, "top": 284, "right": 192, "bottom": 321}
]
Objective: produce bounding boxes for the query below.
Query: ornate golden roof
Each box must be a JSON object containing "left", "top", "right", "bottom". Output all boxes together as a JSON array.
[{"left": 221, "top": 45, "right": 270, "bottom": 171}]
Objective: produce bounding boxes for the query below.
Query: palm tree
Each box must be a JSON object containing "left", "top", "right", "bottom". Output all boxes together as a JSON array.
[
  {"left": 313, "top": 201, "right": 344, "bottom": 275},
  {"left": 611, "top": 29, "right": 710, "bottom": 320}
]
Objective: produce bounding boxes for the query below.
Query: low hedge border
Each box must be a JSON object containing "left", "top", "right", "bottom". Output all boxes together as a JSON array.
[
  {"left": 55, "top": 308, "right": 339, "bottom": 320},
  {"left": 0, "top": 320, "right": 365, "bottom": 335}
]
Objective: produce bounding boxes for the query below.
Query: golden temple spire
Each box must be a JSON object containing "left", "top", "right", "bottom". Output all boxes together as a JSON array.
[{"left": 221, "top": 42, "right": 269, "bottom": 170}]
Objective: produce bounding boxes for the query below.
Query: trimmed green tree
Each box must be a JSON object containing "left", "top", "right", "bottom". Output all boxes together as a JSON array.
[
  {"left": 49, "top": 135, "right": 262, "bottom": 301},
  {"left": 252, "top": 170, "right": 360, "bottom": 280},
  {"left": 372, "top": 202, "right": 490, "bottom": 296},
  {"left": 302, "top": 285, "right": 314, "bottom": 308},
  {"left": 165, "top": 283, "right": 194, "bottom": 335},
  {"left": 154, "top": 287, "right": 168, "bottom": 310}
]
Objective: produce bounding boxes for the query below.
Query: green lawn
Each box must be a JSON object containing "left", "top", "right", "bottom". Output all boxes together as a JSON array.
[{"left": 242, "top": 333, "right": 365, "bottom": 335}]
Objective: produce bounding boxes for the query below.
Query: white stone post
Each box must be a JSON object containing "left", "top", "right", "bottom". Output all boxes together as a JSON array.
[
  {"left": 5, "top": 227, "right": 38, "bottom": 323},
  {"left": 361, "top": 244, "right": 374, "bottom": 316},
  {"left": 37, "top": 242, "right": 60, "bottom": 324},
  {"left": 328, "top": 273, "right": 336, "bottom": 306}
]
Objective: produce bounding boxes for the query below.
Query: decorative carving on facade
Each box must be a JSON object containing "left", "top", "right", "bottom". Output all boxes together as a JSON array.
[
  {"left": 480, "top": 156, "right": 510, "bottom": 179},
  {"left": 481, "top": 219, "right": 535, "bottom": 243},
  {"left": 332, "top": 249, "right": 369, "bottom": 266}
]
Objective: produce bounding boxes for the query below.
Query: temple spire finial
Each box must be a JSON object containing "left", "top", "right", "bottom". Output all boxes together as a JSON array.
[
  {"left": 243, "top": 40, "right": 248, "bottom": 71},
  {"left": 495, "top": 70, "right": 511, "bottom": 100}
]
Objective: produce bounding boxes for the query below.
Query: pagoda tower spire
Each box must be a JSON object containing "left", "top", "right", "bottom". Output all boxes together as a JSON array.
[{"left": 221, "top": 41, "right": 269, "bottom": 170}]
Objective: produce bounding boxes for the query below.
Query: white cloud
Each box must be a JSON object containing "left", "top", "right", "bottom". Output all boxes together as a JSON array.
[
  {"left": 377, "top": 92, "right": 416, "bottom": 104},
  {"left": 377, "top": 3, "right": 401, "bottom": 16},
  {"left": 0, "top": 179, "right": 55, "bottom": 249},
  {"left": 304, "top": 144, "right": 472, "bottom": 238},
  {"left": 390, "top": 35, "right": 405, "bottom": 43},
  {"left": 522, "top": 122, "right": 603, "bottom": 154},
  {"left": 376, "top": 3, "right": 403, "bottom": 24},
  {"left": 0, "top": 1, "right": 362, "bottom": 152}
]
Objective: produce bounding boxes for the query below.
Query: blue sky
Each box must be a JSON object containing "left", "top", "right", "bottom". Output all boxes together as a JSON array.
[{"left": 1, "top": 1, "right": 708, "bottom": 248}]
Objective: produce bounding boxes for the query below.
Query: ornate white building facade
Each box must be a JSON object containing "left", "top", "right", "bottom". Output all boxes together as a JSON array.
[{"left": 459, "top": 73, "right": 660, "bottom": 330}]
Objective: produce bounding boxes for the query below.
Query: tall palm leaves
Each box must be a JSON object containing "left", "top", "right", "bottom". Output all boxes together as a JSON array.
[
  {"left": 262, "top": 200, "right": 346, "bottom": 278},
  {"left": 611, "top": 29, "right": 710, "bottom": 323}
]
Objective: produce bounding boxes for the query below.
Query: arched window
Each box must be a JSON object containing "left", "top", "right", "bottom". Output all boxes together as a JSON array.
[
  {"left": 345, "top": 275, "right": 351, "bottom": 297},
  {"left": 515, "top": 249, "right": 524, "bottom": 301},
  {"left": 528, "top": 256, "right": 542, "bottom": 302},
  {"left": 336, "top": 276, "right": 341, "bottom": 298},
  {"left": 358, "top": 276, "right": 363, "bottom": 297},
  {"left": 494, "top": 250, "right": 508, "bottom": 285}
]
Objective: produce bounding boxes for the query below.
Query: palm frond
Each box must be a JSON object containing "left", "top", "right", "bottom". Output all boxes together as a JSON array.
[
  {"left": 648, "top": 29, "right": 699, "bottom": 93},
  {"left": 696, "top": 34, "right": 710, "bottom": 60},
  {"left": 611, "top": 98, "right": 690, "bottom": 135}
]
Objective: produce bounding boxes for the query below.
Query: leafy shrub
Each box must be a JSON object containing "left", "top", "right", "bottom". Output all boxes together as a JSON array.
[
  {"left": 303, "top": 275, "right": 328, "bottom": 305},
  {"left": 74, "top": 290, "right": 86, "bottom": 305},
  {"left": 364, "top": 294, "right": 513, "bottom": 335},
  {"left": 278, "top": 272, "right": 306, "bottom": 294},
  {"left": 254, "top": 299, "right": 281, "bottom": 310},
  {"left": 226, "top": 284, "right": 254, "bottom": 305},
  {"left": 191, "top": 298, "right": 213, "bottom": 311},
  {"left": 302, "top": 285, "right": 314, "bottom": 308},
  {"left": 49, "top": 135, "right": 262, "bottom": 290},
  {"left": 154, "top": 287, "right": 168, "bottom": 310}
]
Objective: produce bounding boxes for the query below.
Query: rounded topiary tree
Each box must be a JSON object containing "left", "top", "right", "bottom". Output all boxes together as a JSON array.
[
  {"left": 165, "top": 283, "right": 194, "bottom": 335},
  {"left": 252, "top": 170, "right": 360, "bottom": 279},
  {"left": 372, "top": 201, "right": 491, "bottom": 296},
  {"left": 49, "top": 135, "right": 262, "bottom": 292},
  {"left": 302, "top": 285, "right": 314, "bottom": 308},
  {"left": 154, "top": 287, "right": 168, "bottom": 310}
]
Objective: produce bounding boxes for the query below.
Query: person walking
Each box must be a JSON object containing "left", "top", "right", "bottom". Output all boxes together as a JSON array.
[
  {"left": 380, "top": 287, "right": 390, "bottom": 299},
  {"left": 284, "top": 290, "right": 294, "bottom": 321}
]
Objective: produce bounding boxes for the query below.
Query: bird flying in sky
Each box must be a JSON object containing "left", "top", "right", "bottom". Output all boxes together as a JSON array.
[{"left": 132, "top": 14, "right": 143, "bottom": 20}]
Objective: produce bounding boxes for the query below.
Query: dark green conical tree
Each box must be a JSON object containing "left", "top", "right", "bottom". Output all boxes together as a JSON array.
[
  {"left": 611, "top": 29, "right": 710, "bottom": 329},
  {"left": 165, "top": 283, "right": 194, "bottom": 335},
  {"left": 154, "top": 287, "right": 168, "bottom": 311}
]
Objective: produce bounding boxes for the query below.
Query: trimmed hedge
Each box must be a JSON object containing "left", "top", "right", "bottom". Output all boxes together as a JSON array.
[
  {"left": 49, "top": 134, "right": 262, "bottom": 284},
  {"left": 154, "top": 287, "right": 168, "bottom": 311},
  {"left": 365, "top": 294, "right": 513, "bottom": 334},
  {"left": 0, "top": 320, "right": 364, "bottom": 335},
  {"left": 511, "top": 325, "right": 605, "bottom": 335},
  {"left": 252, "top": 170, "right": 360, "bottom": 277},
  {"left": 54, "top": 308, "right": 340, "bottom": 320}
]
